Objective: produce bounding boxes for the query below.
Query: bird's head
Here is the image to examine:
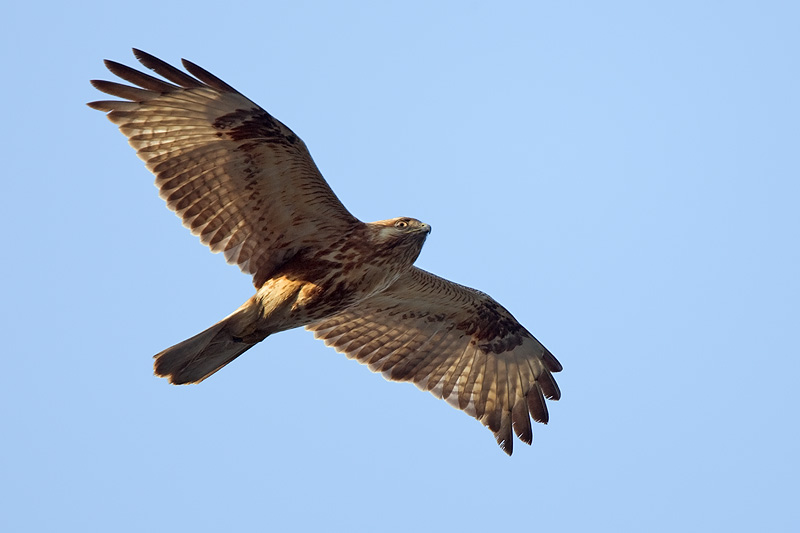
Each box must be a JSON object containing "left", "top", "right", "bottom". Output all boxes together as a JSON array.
[
  {"left": 372, "top": 217, "right": 431, "bottom": 239},
  {"left": 368, "top": 217, "right": 432, "bottom": 264}
]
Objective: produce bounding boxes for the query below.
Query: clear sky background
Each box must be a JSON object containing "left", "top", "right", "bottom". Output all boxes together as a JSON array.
[{"left": 3, "top": 1, "right": 798, "bottom": 531}]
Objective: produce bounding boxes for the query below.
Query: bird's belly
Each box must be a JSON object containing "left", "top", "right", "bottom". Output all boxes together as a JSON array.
[{"left": 255, "top": 260, "right": 402, "bottom": 331}]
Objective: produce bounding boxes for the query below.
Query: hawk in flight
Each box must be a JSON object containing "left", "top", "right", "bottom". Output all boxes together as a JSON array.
[{"left": 89, "top": 50, "right": 562, "bottom": 454}]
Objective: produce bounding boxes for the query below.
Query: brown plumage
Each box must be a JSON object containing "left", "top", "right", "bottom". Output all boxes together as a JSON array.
[{"left": 89, "top": 49, "right": 562, "bottom": 455}]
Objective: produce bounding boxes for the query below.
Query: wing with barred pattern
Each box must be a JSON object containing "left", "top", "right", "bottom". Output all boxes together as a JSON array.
[
  {"left": 89, "top": 49, "right": 359, "bottom": 287},
  {"left": 308, "top": 267, "right": 561, "bottom": 454}
]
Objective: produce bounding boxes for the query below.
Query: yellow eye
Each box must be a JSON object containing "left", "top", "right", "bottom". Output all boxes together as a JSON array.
[{"left": 395, "top": 220, "right": 409, "bottom": 228}]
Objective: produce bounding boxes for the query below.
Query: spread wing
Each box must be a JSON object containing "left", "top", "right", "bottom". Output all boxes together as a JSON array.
[
  {"left": 89, "top": 49, "right": 359, "bottom": 287},
  {"left": 307, "top": 267, "right": 562, "bottom": 455}
]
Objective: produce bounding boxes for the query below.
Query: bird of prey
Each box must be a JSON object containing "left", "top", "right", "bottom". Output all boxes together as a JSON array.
[{"left": 89, "top": 49, "right": 562, "bottom": 454}]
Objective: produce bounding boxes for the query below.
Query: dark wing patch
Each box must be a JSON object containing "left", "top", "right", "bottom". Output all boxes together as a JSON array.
[
  {"left": 89, "top": 49, "right": 359, "bottom": 286},
  {"left": 307, "top": 267, "right": 561, "bottom": 455}
]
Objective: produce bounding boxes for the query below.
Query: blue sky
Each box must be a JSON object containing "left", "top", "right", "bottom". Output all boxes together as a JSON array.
[{"left": 3, "top": 1, "right": 799, "bottom": 531}]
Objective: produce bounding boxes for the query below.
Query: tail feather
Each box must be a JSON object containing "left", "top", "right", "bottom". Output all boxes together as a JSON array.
[{"left": 153, "top": 315, "right": 257, "bottom": 384}]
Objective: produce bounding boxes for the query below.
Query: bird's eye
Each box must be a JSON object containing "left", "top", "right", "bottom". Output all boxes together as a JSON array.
[{"left": 395, "top": 220, "right": 409, "bottom": 228}]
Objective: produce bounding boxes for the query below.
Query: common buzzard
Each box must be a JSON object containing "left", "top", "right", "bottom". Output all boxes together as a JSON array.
[{"left": 89, "top": 50, "right": 562, "bottom": 454}]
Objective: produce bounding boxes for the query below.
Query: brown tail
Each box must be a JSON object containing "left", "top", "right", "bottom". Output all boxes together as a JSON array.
[{"left": 153, "top": 306, "right": 260, "bottom": 384}]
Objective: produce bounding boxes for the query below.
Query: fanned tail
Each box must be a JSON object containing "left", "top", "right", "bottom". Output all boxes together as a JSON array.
[{"left": 153, "top": 307, "right": 260, "bottom": 384}]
